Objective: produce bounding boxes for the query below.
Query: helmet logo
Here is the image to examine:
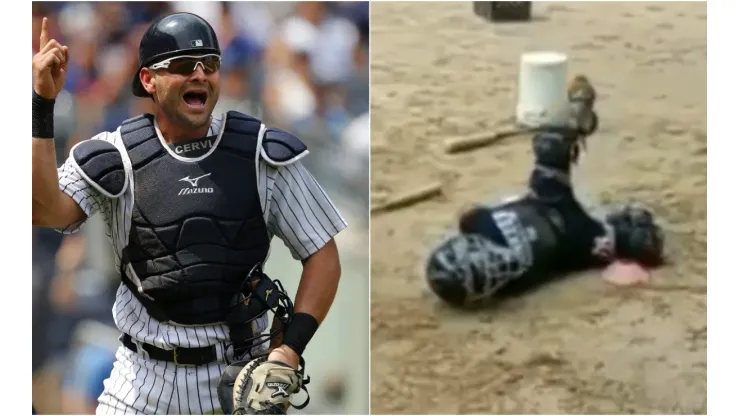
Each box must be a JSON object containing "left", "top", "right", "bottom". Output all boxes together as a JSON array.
[{"left": 191, "top": 40, "right": 203, "bottom": 47}]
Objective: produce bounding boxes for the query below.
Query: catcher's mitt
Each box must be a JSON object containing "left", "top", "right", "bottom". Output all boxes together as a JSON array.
[{"left": 218, "top": 355, "right": 310, "bottom": 415}]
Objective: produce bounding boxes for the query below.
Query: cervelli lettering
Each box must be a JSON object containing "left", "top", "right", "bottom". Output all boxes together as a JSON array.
[{"left": 174, "top": 139, "right": 213, "bottom": 154}]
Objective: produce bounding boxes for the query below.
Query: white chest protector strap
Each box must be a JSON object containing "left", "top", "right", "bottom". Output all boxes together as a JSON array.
[{"left": 70, "top": 139, "right": 128, "bottom": 199}]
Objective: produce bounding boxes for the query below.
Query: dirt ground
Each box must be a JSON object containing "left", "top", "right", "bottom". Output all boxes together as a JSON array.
[{"left": 370, "top": 2, "right": 706, "bottom": 414}]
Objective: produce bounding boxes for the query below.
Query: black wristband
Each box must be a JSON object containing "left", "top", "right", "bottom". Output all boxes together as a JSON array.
[
  {"left": 282, "top": 312, "right": 319, "bottom": 357},
  {"left": 32, "top": 91, "right": 55, "bottom": 139}
]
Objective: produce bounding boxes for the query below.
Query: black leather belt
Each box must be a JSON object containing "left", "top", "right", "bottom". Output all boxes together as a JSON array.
[{"left": 122, "top": 333, "right": 218, "bottom": 366}]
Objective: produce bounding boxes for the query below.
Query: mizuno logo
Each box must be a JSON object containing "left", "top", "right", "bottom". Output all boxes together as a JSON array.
[
  {"left": 266, "top": 382, "right": 290, "bottom": 398},
  {"left": 179, "top": 173, "right": 211, "bottom": 187},
  {"left": 178, "top": 173, "right": 214, "bottom": 196}
]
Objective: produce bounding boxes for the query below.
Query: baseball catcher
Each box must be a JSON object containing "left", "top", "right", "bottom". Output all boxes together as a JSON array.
[
  {"left": 32, "top": 12, "right": 346, "bottom": 415},
  {"left": 425, "top": 77, "right": 665, "bottom": 307}
]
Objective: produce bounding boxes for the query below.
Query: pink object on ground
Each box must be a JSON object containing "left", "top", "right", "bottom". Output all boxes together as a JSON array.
[{"left": 602, "top": 260, "right": 651, "bottom": 287}]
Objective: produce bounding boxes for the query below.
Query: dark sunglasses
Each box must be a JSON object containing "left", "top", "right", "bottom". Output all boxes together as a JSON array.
[{"left": 149, "top": 54, "right": 221, "bottom": 75}]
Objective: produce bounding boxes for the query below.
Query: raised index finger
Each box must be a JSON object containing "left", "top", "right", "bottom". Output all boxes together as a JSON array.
[{"left": 39, "top": 17, "right": 49, "bottom": 48}]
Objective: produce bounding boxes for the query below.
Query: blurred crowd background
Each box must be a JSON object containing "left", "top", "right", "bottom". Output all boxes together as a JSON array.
[{"left": 31, "top": 1, "right": 369, "bottom": 414}]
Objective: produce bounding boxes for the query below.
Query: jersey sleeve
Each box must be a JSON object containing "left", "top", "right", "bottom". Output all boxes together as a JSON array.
[
  {"left": 54, "top": 157, "right": 106, "bottom": 234},
  {"left": 54, "top": 133, "right": 115, "bottom": 234},
  {"left": 266, "top": 161, "right": 348, "bottom": 261}
]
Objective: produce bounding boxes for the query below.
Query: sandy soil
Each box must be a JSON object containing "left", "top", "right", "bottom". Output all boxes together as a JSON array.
[{"left": 370, "top": 2, "right": 706, "bottom": 414}]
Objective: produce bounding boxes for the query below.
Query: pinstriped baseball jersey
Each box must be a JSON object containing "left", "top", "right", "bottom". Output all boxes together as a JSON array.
[{"left": 54, "top": 114, "right": 348, "bottom": 414}]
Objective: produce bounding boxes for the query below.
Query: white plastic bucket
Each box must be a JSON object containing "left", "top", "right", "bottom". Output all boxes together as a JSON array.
[{"left": 515, "top": 51, "right": 570, "bottom": 128}]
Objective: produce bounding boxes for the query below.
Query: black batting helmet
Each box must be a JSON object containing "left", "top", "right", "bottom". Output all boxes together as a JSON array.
[
  {"left": 132, "top": 12, "right": 221, "bottom": 97},
  {"left": 605, "top": 203, "right": 665, "bottom": 267}
]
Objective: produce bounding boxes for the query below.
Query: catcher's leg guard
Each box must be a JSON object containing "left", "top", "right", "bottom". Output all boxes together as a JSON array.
[{"left": 528, "top": 129, "right": 579, "bottom": 204}]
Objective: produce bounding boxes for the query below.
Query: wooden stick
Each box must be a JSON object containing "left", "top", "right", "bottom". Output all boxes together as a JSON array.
[
  {"left": 371, "top": 182, "right": 443, "bottom": 214},
  {"left": 443, "top": 127, "right": 539, "bottom": 154}
]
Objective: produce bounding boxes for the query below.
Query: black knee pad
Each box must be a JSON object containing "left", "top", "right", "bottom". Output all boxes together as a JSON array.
[{"left": 532, "top": 128, "right": 578, "bottom": 171}]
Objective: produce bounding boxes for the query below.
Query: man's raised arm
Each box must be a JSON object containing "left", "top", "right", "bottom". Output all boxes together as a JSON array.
[{"left": 32, "top": 17, "right": 86, "bottom": 229}]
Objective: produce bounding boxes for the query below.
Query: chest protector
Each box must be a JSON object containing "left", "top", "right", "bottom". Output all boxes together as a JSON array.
[
  {"left": 71, "top": 111, "right": 309, "bottom": 332},
  {"left": 122, "top": 112, "right": 272, "bottom": 326},
  {"left": 461, "top": 195, "right": 566, "bottom": 278}
]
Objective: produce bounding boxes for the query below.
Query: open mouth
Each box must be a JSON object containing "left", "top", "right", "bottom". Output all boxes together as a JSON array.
[{"left": 182, "top": 89, "right": 208, "bottom": 109}]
